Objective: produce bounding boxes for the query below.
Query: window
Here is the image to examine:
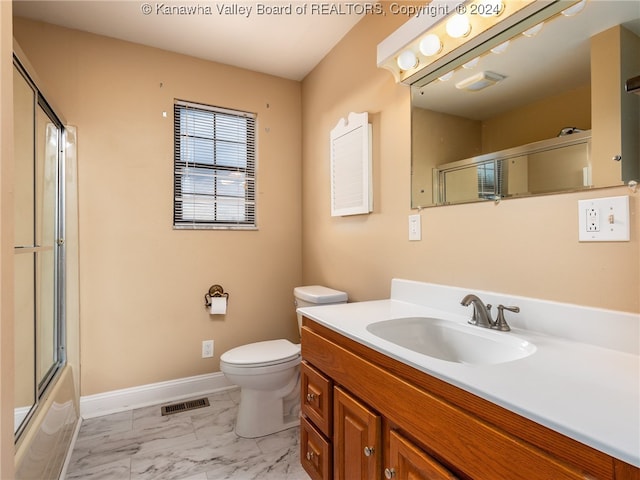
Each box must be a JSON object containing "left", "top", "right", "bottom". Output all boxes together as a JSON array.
[
  {"left": 174, "top": 100, "right": 256, "bottom": 229},
  {"left": 477, "top": 160, "right": 503, "bottom": 200}
]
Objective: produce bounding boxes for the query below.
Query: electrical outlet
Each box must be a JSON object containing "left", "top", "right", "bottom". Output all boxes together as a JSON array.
[
  {"left": 578, "top": 196, "right": 630, "bottom": 242},
  {"left": 202, "top": 340, "right": 214, "bottom": 358},
  {"left": 409, "top": 214, "right": 421, "bottom": 241},
  {"left": 586, "top": 207, "right": 600, "bottom": 232}
]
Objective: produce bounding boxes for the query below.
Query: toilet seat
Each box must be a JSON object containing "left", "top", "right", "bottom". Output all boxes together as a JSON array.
[{"left": 220, "top": 339, "right": 301, "bottom": 368}]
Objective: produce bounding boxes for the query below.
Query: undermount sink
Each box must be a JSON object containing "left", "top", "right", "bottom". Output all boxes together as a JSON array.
[{"left": 366, "top": 317, "right": 536, "bottom": 365}]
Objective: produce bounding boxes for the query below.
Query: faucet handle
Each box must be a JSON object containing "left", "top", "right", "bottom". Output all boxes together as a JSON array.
[{"left": 493, "top": 305, "right": 519, "bottom": 331}]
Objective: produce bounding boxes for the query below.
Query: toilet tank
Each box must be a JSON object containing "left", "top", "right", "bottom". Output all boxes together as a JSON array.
[{"left": 294, "top": 285, "right": 348, "bottom": 331}]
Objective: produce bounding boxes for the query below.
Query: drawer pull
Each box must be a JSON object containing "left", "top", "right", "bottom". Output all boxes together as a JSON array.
[
  {"left": 306, "top": 451, "right": 314, "bottom": 461},
  {"left": 364, "top": 446, "right": 375, "bottom": 457},
  {"left": 384, "top": 468, "right": 396, "bottom": 479},
  {"left": 306, "top": 393, "right": 316, "bottom": 402}
]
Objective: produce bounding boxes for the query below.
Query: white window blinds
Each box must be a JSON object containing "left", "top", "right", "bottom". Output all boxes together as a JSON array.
[{"left": 174, "top": 100, "right": 256, "bottom": 229}]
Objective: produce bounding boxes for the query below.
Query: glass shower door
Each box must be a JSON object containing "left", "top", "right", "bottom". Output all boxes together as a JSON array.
[{"left": 13, "top": 58, "right": 65, "bottom": 438}]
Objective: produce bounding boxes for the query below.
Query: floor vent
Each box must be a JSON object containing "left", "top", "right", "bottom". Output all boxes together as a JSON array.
[{"left": 161, "top": 397, "right": 210, "bottom": 416}]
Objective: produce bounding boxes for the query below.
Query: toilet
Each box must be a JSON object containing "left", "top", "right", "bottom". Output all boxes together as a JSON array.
[{"left": 220, "top": 285, "right": 347, "bottom": 438}]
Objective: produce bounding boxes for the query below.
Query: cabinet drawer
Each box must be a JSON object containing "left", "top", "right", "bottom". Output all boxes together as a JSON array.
[
  {"left": 302, "top": 361, "right": 333, "bottom": 436},
  {"left": 301, "top": 416, "right": 332, "bottom": 480}
]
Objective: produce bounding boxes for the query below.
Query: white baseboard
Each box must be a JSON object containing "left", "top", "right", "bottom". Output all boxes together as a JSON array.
[
  {"left": 14, "top": 405, "right": 30, "bottom": 432},
  {"left": 80, "top": 372, "right": 234, "bottom": 419}
]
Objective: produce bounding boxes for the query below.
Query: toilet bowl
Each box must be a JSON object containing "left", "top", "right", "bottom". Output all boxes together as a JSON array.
[{"left": 220, "top": 286, "right": 347, "bottom": 438}]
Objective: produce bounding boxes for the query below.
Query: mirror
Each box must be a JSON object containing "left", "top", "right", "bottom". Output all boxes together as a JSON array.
[{"left": 411, "top": 1, "right": 640, "bottom": 208}]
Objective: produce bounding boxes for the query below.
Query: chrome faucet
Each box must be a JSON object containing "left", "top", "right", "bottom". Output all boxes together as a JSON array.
[{"left": 460, "top": 294, "right": 519, "bottom": 332}]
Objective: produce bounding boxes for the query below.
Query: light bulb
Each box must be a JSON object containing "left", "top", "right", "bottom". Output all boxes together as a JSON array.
[
  {"left": 561, "top": 0, "right": 586, "bottom": 16},
  {"left": 446, "top": 14, "right": 471, "bottom": 38},
  {"left": 490, "top": 40, "right": 510, "bottom": 54},
  {"left": 522, "top": 22, "right": 544, "bottom": 38},
  {"left": 397, "top": 50, "right": 418, "bottom": 71},
  {"left": 462, "top": 57, "right": 480, "bottom": 69},
  {"left": 419, "top": 34, "right": 442, "bottom": 56},
  {"left": 438, "top": 71, "right": 455, "bottom": 82}
]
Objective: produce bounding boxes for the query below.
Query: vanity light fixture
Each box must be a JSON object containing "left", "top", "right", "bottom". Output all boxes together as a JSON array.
[
  {"left": 397, "top": 50, "right": 419, "bottom": 71},
  {"left": 455, "top": 71, "right": 506, "bottom": 91},
  {"left": 446, "top": 14, "right": 472, "bottom": 39},
  {"left": 378, "top": 0, "right": 584, "bottom": 84}
]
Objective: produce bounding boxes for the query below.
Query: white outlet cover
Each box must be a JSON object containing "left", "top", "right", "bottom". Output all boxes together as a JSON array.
[
  {"left": 578, "top": 196, "right": 630, "bottom": 242},
  {"left": 409, "top": 214, "right": 421, "bottom": 241},
  {"left": 202, "top": 340, "right": 214, "bottom": 358}
]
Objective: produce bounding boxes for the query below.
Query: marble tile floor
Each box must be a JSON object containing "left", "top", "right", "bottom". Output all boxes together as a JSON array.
[{"left": 65, "top": 388, "right": 310, "bottom": 480}]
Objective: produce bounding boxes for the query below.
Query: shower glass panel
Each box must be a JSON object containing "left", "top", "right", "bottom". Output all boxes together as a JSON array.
[
  {"left": 13, "top": 56, "right": 65, "bottom": 438},
  {"left": 13, "top": 64, "right": 37, "bottom": 430},
  {"left": 36, "top": 108, "right": 59, "bottom": 389}
]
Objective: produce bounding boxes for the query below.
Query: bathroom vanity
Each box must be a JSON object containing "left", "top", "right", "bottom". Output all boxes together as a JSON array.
[{"left": 298, "top": 280, "right": 640, "bottom": 480}]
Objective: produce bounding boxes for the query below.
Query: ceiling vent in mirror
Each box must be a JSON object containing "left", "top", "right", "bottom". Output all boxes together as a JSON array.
[{"left": 455, "top": 71, "right": 506, "bottom": 91}]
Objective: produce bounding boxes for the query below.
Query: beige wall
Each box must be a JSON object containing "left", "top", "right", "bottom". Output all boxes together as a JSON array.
[
  {"left": 301, "top": 13, "right": 639, "bottom": 312},
  {"left": 1, "top": 2, "right": 16, "bottom": 478},
  {"left": 13, "top": 18, "right": 303, "bottom": 396}
]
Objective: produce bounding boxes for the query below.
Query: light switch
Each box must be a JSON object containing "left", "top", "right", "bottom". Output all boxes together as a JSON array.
[
  {"left": 578, "top": 196, "right": 630, "bottom": 242},
  {"left": 409, "top": 214, "right": 421, "bottom": 241}
]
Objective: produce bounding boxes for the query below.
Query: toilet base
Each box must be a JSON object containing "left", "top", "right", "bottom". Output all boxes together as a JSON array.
[
  {"left": 236, "top": 413, "right": 300, "bottom": 439},
  {"left": 234, "top": 372, "right": 301, "bottom": 438}
]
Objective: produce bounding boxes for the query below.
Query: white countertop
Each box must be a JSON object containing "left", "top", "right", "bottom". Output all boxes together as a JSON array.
[{"left": 298, "top": 279, "right": 640, "bottom": 467}]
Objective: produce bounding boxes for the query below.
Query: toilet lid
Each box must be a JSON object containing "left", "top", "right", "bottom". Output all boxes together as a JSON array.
[
  {"left": 294, "top": 285, "right": 348, "bottom": 304},
  {"left": 220, "top": 339, "right": 301, "bottom": 367}
]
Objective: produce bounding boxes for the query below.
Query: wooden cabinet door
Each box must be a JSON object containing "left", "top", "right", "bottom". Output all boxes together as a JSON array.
[
  {"left": 386, "top": 430, "right": 457, "bottom": 480},
  {"left": 334, "top": 386, "right": 381, "bottom": 480}
]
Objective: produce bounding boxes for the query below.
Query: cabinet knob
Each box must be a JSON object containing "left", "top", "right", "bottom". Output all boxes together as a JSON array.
[
  {"left": 306, "top": 393, "right": 316, "bottom": 402},
  {"left": 306, "top": 451, "right": 314, "bottom": 461},
  {"left": 363, "top": 446, "right": 375, "bottom": 457},
  {"left": 384, "top": 468, "right": 396, "bottom": 479}
]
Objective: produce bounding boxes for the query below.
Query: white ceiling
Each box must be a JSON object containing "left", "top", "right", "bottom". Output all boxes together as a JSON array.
[{"left": 12, "top": 1, "right": 365, "bottom": 81}]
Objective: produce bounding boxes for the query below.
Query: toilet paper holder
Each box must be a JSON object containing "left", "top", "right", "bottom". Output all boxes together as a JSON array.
[{"left": 204, "top": 284, "right": 229, "bottom": 308}]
